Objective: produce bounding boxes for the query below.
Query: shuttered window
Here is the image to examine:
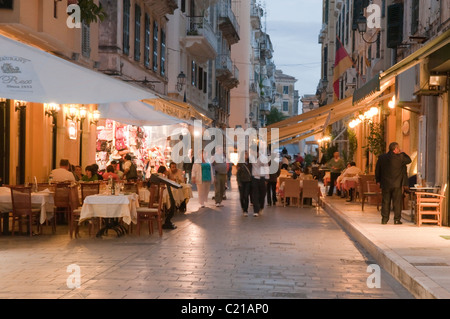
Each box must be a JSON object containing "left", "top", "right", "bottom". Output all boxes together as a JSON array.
[
  {"left": 81, "top": 21, "right": 90, "bottom": 58},
  {"left": 144, "top": 14, "right": 150, "bottom": 68},
  {"left": 153, "top": 21, "right": 158, "bottom": 72},
  {"left": 411, "top": 0, "right": 419, "bottom": 35},
  {"left": 123, "top": 0, "right": 130, "bottom": 55},
  {"left": 134, "top": 4, "right": 141, "bottom": 62},
  {"left": 387, "top": 3, "right": 404, "bottom": 48},
  {"left": 160, "top": 28, "right": 166, "bottom": 76}
]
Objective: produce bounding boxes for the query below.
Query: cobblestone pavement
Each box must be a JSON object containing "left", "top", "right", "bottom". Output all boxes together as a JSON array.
[{"left": 0, "top": 181, "right": 413, "bottom": 299}]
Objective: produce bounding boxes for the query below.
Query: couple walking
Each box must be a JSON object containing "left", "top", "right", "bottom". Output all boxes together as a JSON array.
[
  {"left": 236, "top": 150, "right": 271, "bottom": 217},
  {"left": 191, "top": 148, "right": 228, "bottom": 208}
]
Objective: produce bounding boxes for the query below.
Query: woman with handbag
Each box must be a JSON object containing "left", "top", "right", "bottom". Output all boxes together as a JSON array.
[{"left": 191, "top": 151, "right": 214, "bottom": 208}]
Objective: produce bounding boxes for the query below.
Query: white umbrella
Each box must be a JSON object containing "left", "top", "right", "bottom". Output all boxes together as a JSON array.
[
  {"left": 0, "top": 34, "right": 157, "bottom": 104},
  {"left": 97, "top": 101, "right": 190, "bottom": 127}
]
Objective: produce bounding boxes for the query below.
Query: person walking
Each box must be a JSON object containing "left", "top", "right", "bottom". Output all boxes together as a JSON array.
[
  {"left": 326, "top": 151, "right": 346, "bottom": 196},
  {"left": 267, "top": 161, "right": 280, "bottom": 206},
  {"left": 191, "top": 151, "right": 214, "bottom": 208},
  {"left": 212, "top": 147, "right": 228, "bottom": 207},
  {"left": 236, "top": 151, "right": 252, "bottom": 216},
  {"left": 250, "top": 149, "right": 269, "bottom": 217},
  {"left": 375, "top": 142, "right": 411, "bottom": 225}
]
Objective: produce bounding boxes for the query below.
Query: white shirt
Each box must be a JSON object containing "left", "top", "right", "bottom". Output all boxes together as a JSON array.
[
  {"left": 251, "top": 154, "right": 270, "bottom": 180},
  {"left": 49, "top": 168, "right": 75, "bottom": 182}
]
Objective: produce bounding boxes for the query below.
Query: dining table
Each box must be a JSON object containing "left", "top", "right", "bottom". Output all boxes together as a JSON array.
[
  {"left": 0, "top": 186, "right": 55, "bottom": 234},
  {"left": 139, "top": 183, "right": 193, "bottom": 212},
  {"left": 79, "top": 192, "right": 139, "bottom": 237}
]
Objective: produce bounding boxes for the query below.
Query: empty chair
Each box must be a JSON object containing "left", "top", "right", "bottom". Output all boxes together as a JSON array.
[
  {"left": 135, "top": 184, "right": 165, "bottom": 236},
  {"left": 363, "top": 181, "right": 382, "bottom": 211},
  {"left": 416, "top": 184, "right": 447, "bottom": 227},
  {"left": 68, "top": 185, "right": 82, "bottom": 238},
  {"left": 358, "top": 175, "right": 376, "bottom": 210},
  {"left": 300, "top": 179, "right": 321, "bottom": 208},
  {"left": 123, "top": 182, "right": 139, "bottom": 195},
  {"left": 10, "top": 186, "right": 41, "bottom": 236},
  {"left": 53, "top": 183, "right": 71, "bottom": 230},
  {"left": 80, "top": 182, "right": 100, "bottom": 202},
  {"left": 283, "top": 179, "right": 301, "bottom": 207}
]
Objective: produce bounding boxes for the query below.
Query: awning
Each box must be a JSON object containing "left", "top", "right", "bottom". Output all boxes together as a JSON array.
[
  {"left": 380, "top": 29, "right": 450, "bottom": 86},
  {"left": 0, "top": 34, "right": 157, "bottom": 104},
  {"left": 269, "top": 79, "right": 394, "bottom": 144},
  {"left": 144, "top": 97, "right": 214, "bottom": 126},
  {"left": 97, "top": 101, "right": 188, "bottom": 127},
  {"left": 352, "top": 74, "right": 380, "bottom": 105}
]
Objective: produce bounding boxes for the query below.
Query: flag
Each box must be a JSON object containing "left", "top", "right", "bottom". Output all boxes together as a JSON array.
[{"left": 333, "top": 36, "right": 353, "bottom": 101}]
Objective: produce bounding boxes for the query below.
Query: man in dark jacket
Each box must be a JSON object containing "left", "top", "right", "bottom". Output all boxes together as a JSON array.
[
  {"left": 236, "top": 151, "right": 252, "bottom": 216},
  {"left": 375, "top": 142, "right": 412, "bottom": 225}
]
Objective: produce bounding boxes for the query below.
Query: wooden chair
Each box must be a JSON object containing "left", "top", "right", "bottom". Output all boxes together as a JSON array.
[
  {"left": 68, "top": 185, "right": 82, "bottom": 238},
  {"left": 80, "top": 182, "right": 100, "bottom": 202},
  {"left": 10, "top": 186, "right": 41, "bottom": 236},
  {"left": 300, "top": 179, "right": 321, "bottom": 208},
  {"left": 53, "top": 183, "right": 72, "bottom": 230},
  {"left": 135, "top": 184, "right": 165, "bottom": 236},
  {"left": 416, "top": 184, "right": 447, "bottom": 227},
  {"left": 123, "top": 182, "right": 139, "bottom": 195},
  {"left": 363, "top": 181, "right": 382, "bottom": 211},
  {"left": 358, "top": 175, "right": 375, "bottom": 210},
  {"left": 283, "top": 179, "right": 301, "bottom": 207}
]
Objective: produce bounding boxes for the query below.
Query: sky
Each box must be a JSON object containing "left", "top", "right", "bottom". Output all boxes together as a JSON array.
[{"left": 264, "top": 0, "right": 323, "bottom": 99}]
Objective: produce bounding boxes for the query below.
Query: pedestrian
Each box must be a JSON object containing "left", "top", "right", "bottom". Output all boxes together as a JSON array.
[
  {"left": 267, "top": 161, "right": 280, "bottom": 206},
  {"left": 236, "top": 151, "right": 252, "bottom": 216},
  {"left": 326, "top": 151, "right": 346, "bottom": 196},
  {"left": 375, "top": 142, "right": 411, "bottom": 225},
  {"left": 250, "top": 148, "right": 269, "bottom": 217},
  {"left": 212, "top": 147, "right": 227, "bottom": 207},
  {"left": 122, "top": 154, "right": 138, "bottom": 181},
  {"left": 191, "top": 151, "right": 214, "bottom": 208}
]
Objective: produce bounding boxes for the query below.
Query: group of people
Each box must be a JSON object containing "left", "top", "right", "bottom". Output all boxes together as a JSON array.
[
  {"left": 190, "top": 147, "right": 231, "bottom": 209},
  {"left": 324, "top": 142, "right": 412, "bottom": 225},
  {"left": 48, "top": 154, "right": 140, "bottom": 184}
]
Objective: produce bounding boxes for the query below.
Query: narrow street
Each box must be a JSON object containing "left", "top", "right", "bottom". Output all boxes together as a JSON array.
[{"left": 0, "top": 179, "right": 413, "bottom": 300}]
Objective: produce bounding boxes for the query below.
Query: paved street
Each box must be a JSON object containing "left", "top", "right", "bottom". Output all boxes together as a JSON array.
[{"left": 0, "top": 180, "right": 413, "bottom": 300}]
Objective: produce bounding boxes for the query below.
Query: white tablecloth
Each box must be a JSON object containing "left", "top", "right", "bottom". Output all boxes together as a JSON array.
[
  {"left": 0, "top": 187, "right": 55, "bottom": 224},
  {"left": 79, "top": 193, "right": 139, "bottom": 225},
  {"left": 139, "top": 184, "right": 193, "bottom": 209}
]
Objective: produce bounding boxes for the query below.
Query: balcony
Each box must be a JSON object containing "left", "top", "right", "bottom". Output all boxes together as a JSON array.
[
  {"left": 181, "top": 16, "right": 218, "bottom": 63},
  {"left": 216, "top": 54, "right": 239, "bottom": 89},
  {"left": 250, "top": 3, "right": 263, "bottom": 30},
  {"left": 142, "top": 0, "right": 178, "bottom": 16},
  {"left": 218, "top": 2, "right": 240, "bottom": 45}
]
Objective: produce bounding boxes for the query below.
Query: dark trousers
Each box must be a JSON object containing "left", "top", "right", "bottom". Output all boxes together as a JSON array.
[
  {"left": 164, "top": 186, "right": 176, "bottom": 225},
  {"left": 327, "top": 172, "right": 341, "bottom": 196},
  {"left": 251, "top": 177, "right": 267, "bottom": 214},
  {"left": 381, "top": 187, "right": 403, "bottom": 222},
  {"left": 238, "top": 181, "right": 251, "bottom": 213},
  {"left": 266, "top": 181, "right": 277, "bottom": 205}
]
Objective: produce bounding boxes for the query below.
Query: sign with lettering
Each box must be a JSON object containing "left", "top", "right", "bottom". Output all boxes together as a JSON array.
[{"left": 0, "top": 56, "right": 41, "bottom": 96}]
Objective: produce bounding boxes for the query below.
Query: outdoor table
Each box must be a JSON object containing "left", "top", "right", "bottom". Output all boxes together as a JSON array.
[
  {"left": 0, "top": 187, "right": 55, "bottom": 234},
  {"left": 140, "top": 183, "right": 193, "bottom": 212},
  {"left": 79, "top": 193, "right": 139, "bottom": 237}
]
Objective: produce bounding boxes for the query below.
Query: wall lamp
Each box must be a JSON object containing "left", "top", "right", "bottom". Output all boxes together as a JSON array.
[
  {"left": 14, "top": 100, "right": 27, "bottom": 112},
  {"left": 356, "top": 13, "right": 380, "bottom": 44},
  {"left": 176, "top": 71, "right": 186, "bottom": 92},
  {"left": 90, "top": 110, "right": 101, "bottom": 125},
  {"left": 65, "top": 104, "right": 88, "bottom": 122},
  {"left": 44, "top": 103, "right": 60, "bottom": 117}
]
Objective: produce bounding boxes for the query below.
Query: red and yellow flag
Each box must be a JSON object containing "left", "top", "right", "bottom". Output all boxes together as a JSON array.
[{"left": 333, "top": 36, "right": 353, "bottom": 101}]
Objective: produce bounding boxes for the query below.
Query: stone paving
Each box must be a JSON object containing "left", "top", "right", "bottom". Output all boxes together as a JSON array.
[{"left": 0, "top": 180, "right": 413, "bottom": 299}]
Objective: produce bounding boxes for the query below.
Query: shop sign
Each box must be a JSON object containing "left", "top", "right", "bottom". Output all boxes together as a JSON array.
[{"left": 0, "top": 56, "right": 40, "bottom": 95}]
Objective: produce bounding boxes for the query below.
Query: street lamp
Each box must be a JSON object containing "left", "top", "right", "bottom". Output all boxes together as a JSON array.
[
  {"left": 356, "top": 12, "right": 379, "bottom": 44},
  {"left": 176, "top": 71, "right": 186, "bottom": 92}
]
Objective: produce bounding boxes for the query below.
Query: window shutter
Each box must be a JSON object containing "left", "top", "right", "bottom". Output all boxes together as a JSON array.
[{"left": 387, "top": 3, "right": 403, "bottom": 49}]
